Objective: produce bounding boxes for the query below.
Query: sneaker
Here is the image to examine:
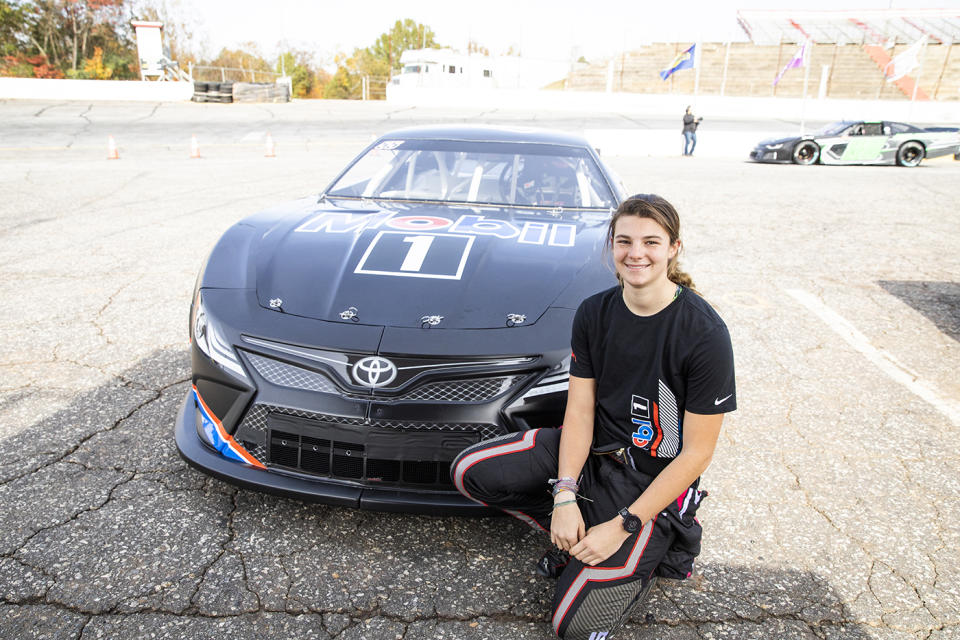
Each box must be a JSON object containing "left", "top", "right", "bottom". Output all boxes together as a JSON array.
[{"left": 535, "top": 548, "right": 570, "bottom": 579}]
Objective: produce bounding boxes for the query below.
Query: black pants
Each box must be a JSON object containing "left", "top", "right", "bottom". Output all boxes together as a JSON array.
[{"left": 451, "top": 428, "right": 704, "bottom": 640}]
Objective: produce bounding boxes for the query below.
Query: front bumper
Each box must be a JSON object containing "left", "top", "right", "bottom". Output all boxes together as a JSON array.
[
  {"left": 174, "top": 392, "right": 496, "bottom": 516},
  {"left": 749, "top": 148, "right": 790, "bottom": 163}
]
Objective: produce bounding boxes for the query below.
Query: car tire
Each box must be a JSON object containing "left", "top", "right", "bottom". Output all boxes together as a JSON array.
[
  {"left": 896, "top": 142, "right": 924, "bottom": 167},
  {"left": 792, "top": 141, "right": 819, "bottom": 165}
]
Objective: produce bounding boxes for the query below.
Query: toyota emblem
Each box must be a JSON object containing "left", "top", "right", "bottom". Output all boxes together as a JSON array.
[{"left": 351, "top": 356, "right": 398, "bottom": 388}]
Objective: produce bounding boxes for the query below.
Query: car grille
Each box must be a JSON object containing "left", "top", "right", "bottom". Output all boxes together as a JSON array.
[
  {"left": 244, "top": 351, "right": 528, "bottom": 403},
  {"left": 236, "top": 403, "right": 502, "bottom": 489},
  {"left": 397, "top": 376, "right": 524, "bottom": 402},
  {"left": 246, "top": 353, "right": 339, "bottom": 393},
  {"left": 268, "top": 429, "right": 460, "bottom": 487}
]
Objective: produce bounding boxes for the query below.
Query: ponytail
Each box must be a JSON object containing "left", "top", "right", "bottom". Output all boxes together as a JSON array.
[{"left": 667, "top": 261, "right": 697, "bottom": 294}]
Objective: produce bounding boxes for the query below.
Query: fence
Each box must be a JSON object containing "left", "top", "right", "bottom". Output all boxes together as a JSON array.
[
  {"left": 187, "top": 65, "right": 392, "bottom": 100},
  {"left": 360, "top": 76, "right": 389, "bottom": 100},
  {"left": 190, "top": 64, "right": 281, "bottom": 84}
]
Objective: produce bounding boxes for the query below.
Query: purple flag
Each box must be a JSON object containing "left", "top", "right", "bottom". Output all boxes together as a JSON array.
[{"left": 773, "top": 40, "right": 810, "bottom": 86}]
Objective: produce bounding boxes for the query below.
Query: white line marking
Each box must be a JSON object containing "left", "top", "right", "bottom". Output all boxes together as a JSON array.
[{"left": 786, "top": 288, "right": 960, "bottom": 426}]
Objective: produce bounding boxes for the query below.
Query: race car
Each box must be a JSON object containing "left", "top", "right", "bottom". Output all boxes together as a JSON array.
[
  {"left": 749, "top": 120, "right": 960, "bottom": 167},
  {"left": 175, "top": 125, "right": 626, "bottom": 514}
]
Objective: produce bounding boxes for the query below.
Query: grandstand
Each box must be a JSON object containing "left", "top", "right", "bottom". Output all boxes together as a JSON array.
[{"left": 564, "top": 9, "right": 960, "bottom": 101}]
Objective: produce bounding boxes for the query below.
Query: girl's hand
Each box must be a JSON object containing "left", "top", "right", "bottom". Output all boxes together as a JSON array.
[
  {"left": 550, "top": 497, "right": 585, "bottom": 551},
  {"left": 570, "top": 518, "right": 631, "bottom": 566}
]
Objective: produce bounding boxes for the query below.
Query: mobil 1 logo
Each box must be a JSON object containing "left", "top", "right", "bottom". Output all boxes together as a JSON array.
[{"left": 630, "top": 394, "right": 654, "bottom": 449}]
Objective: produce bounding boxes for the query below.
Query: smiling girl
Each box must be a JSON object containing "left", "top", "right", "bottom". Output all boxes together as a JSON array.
[{"left": 452, "top": 194, "right": 736, "bottom": 639}]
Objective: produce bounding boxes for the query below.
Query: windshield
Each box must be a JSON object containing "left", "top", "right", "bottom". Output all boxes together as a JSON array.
[
  {"left": 816, "top": 121, "right": 855, "bottom": 137},
  {"left": 326, "top": 139, "right": 617, "bottom": 209}
]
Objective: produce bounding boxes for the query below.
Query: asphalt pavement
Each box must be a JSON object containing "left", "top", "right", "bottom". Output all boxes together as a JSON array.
[{"left": 0, "top": 99, "right": 958, "bottom": 639}]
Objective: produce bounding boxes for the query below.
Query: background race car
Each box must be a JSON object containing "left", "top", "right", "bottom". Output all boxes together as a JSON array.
[{"left": 750, "top": 120, "right": 960, "bottom": 167}]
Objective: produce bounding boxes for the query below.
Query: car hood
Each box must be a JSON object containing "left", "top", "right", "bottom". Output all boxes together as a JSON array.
[
  {"left": 756, "top": 135, "right": 803, "bottom": 147},
  {"left": 253, "top": 198, "right": 611, "bottom": 329}
]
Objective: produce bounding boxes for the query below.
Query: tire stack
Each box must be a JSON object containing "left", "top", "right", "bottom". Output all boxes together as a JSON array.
[{"left": 191, "top": 82, "right": 234, "bottom": 103}]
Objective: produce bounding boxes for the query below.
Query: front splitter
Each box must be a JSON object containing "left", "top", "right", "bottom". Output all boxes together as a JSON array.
[{"left": 173, "top": 393, "right": 496, "bottom": 516}]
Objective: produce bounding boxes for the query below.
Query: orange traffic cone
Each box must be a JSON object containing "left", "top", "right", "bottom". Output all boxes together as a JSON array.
[
  {"left": 265, "top": 133, "right": 276, "bottom": 158},
  {"left": 190, "top": 134, "right": 201, "bottom": 159},
  {"left": 107, "top": 135, "right": 119, "bottom": 160}
]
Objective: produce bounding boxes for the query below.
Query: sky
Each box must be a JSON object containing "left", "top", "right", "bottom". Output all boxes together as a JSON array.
[{"left": 182, "top": 0, "right": 960, "bottom": 65}]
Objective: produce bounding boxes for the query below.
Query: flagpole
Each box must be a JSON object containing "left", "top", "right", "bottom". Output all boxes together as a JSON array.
[
  {"left": 694, "top": 39, "right": 702, "bottom": 99},
  {"left": 911, "top": 37, "right": 927, "bottom": 102},
  {"left": 801, "top": 62, "right": 810, "bottom": 135},
  {"left": 801, "top": 40, "right": 811, "bottom": 135},
  {"left": 909, "top": 37, "right": 927, "bottom": 120}
]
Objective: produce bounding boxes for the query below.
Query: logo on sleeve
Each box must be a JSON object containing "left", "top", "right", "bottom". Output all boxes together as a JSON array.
[{"left": 714, "top": 394, "right": 732, "bottom": 406}]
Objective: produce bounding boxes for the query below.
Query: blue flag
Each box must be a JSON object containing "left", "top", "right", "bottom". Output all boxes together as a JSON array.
[{"left": 660, "top": 44, "right": 696, "bottom": 81}]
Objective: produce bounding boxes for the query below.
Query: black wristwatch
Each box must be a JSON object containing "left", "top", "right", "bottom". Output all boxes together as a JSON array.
[{"left": 618, "top": 508, "right": 642, "bottom": 534}]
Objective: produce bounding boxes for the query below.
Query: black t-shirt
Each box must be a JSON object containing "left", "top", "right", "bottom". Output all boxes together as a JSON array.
[{"left": 569, "top": 286, "right": 736, "bottom": 462}]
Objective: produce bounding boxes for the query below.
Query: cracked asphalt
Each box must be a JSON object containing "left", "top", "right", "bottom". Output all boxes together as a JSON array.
[{"left": 0, "top": 99, "right": 958, "bottom": 639}]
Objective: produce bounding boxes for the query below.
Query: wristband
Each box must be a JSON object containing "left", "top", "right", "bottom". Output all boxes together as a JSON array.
[
  {"left": 552, "top": 499, "right": 578, "bottom": 509},
  {"left": 548, "top": 476, "right": 579, "bottom": 497}
]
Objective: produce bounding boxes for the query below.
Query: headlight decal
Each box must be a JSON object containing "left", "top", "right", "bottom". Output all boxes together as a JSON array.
[
  {"left": 192, "top": 292, "right": 249, "bottom": 380},
  {"left": 193, "top": 385, "right": 265, "bottom": 469}
]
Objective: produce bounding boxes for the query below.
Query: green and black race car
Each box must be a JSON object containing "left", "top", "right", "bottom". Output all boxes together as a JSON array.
[{"left": 750, "top": 120, "right": 960, "bottom": 167}]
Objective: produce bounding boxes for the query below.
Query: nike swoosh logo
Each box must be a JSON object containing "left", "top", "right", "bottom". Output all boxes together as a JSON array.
[{"left": 714, "top": 394, "right": 732, "bottom": 405}]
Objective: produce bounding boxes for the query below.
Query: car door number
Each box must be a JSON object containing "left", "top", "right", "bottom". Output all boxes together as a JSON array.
[{"left": 355, "top": 231, "right": 474, "bottom": 280}]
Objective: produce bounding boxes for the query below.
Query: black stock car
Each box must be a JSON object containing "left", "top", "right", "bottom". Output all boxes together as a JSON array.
[
  {"left": 749, "top": 120, "right": 960, "bottom": 167},
  {"left": 175, "top": 126, "right": 626, "bottom": 514}
]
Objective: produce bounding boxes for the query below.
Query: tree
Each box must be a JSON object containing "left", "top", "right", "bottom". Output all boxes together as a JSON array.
[
  {"left": 1, "top": 0, "right": 136, "bottom": 78},
  {"left": 325, "top": 18, "right": 440, "bottom": 100},
  {"left": 323, "top": 63, "right": 356, "bottom": 99},
  {"left": 276, "top": 49, "right": 329, "bottom": 99},
  {"left": 1, "top": 0, "right": 31, "bottom": 56},
  {"left": 132, "top": 1, "right": 201, "bottom": 69},
  {"left": 81, "top": 44, "right": 110, "bottom": 77},
  {"left": 205, "top": 43, "right": 272, "bottom": 81},
  {"left": 369, "top": 18, "right": 437, "bottom": 73},
  {"left": 466, "top": 39, "right": 489, "bottom": 56},
  {"left": 58, "top": 0, "right": 127, "bottom": 72}
]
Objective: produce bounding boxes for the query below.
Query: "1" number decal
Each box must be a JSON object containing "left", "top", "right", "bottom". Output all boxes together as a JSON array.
[
  {"left": 355, "top": 231, "right": 474, "bottom": 280},
  {"left": 400, "top": 235, "right": 435, "bottom": 272}
]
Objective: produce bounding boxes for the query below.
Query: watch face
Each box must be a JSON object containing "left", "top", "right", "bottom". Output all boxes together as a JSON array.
[{"left": 619, "top": 509, "right": 642, "bottom": 533}]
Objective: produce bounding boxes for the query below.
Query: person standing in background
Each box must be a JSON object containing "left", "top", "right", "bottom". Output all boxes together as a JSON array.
[{"left": 682, "top": 106, "right": 702, "bottom": 156}]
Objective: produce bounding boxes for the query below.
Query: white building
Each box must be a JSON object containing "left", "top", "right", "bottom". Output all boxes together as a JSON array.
[{"left": 386, "top": 48, "right": 570, "bottom": 101}]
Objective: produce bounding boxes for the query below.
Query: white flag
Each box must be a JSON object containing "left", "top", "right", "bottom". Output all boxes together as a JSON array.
[{"left": 886, "top": 36, "right": 927, "bottom": 82}]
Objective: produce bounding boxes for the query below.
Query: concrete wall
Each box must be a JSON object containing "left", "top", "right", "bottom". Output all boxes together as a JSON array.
[
  {"left": 0, "top": 78, "right": 193, "bottom": 102},
  {"left": 3, "top": 76, "right": 957, "bottom": 125},
  {"left": 387, "top": 87, "right": 960, "bottom": 124}
]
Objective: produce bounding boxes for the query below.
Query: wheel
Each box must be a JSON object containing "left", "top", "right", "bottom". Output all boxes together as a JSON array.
[
  {"left": 792, "top": 140, "right": 820, "bottom": 165},
  {"left": 896, "top": 141, "right": 924, "bottom": 167}
]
